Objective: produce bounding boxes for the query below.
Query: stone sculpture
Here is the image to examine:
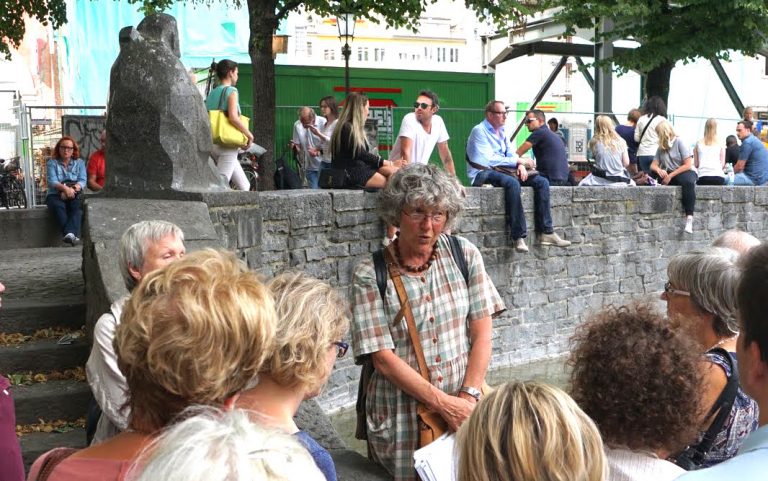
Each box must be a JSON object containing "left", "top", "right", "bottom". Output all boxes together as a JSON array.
[{"left": 105, "top": 13, "right": 226, "bottom": 195}]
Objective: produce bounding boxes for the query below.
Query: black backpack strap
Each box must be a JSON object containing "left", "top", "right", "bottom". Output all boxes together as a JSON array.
[
  {"left": 373, "top": 248, "right": 387, "bottom": 301},
  {"left": 446, "top": 235, "right": 469, "bottom": 285},
  {"left": 684, "top": 347, "right": 740, "bottom": 466}
]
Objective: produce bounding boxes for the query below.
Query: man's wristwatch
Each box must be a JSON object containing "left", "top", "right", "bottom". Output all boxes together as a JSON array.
[{"left": 459, "top": 386, "right": 482, "bottom": 401}]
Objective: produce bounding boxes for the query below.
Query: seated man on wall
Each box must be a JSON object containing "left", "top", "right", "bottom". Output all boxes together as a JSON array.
[
  {"left": 731, "top": 120, "right": 768, "bottom": 186},
  {"left": 516, "top": 109, "right": 573, "bottom": 186},
  {"left": 466, "top": 100, "right": 570, "bottom": 253},
  {"left": 677, "top": 243, "right": 768, "bottom": 481}
]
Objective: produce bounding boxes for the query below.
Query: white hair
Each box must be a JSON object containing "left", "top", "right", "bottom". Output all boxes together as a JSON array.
[
  {"left": 127, "top": 407, "right": 325, "bottom": 481},
  {"left": 712, "top": 229, "right": 761, "bottom": 256},
  {"left": 119, "top": 220, "right": 184, "bottom": 291}
]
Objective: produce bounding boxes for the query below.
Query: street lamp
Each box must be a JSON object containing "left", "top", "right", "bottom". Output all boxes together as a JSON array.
[{"left": 336, "top": 12, "right": 356, "bottom": 97}]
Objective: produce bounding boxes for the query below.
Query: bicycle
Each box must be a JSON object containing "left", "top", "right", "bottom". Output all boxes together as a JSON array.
[{"left": 0, "top": 157, "right": 27, "bottom": 209}]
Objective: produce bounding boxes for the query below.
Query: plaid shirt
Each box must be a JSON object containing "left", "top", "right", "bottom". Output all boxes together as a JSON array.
[{"left": 352, "top": 234, "right": 505, "bottom": 481}]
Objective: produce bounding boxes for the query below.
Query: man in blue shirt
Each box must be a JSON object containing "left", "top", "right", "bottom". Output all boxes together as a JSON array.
[
  {"left": 466, "top": 100, "right": 570, "bottom": 253},
  {"left": 516, "top": 109, "right": 571, "bottom": 186},
  {"left": 677, "top": 244, "right": 768, "bottom": 481},
  {"left": 731, "top": 120, "right": 768, "bottom": 185}
]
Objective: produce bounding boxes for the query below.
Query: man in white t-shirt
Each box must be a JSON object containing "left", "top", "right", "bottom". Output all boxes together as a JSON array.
[
  {"left": 389, "top": 90, "right": 456, "bottom": 175},
  {"left": 290, "top": 106, "right": 326, "bottom": 189}
]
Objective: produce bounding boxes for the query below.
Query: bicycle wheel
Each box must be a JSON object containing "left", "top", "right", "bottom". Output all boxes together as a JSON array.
[
  {"left": 6, "top": 178, "right": 26, "bottom": 208},
  {"left": 244, "top": 167, "right": 258, "bottom": 191}
]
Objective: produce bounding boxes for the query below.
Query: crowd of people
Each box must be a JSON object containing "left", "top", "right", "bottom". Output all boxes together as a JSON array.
[{"left": 3, "top": 159, "right": 766, "bottom": 481}]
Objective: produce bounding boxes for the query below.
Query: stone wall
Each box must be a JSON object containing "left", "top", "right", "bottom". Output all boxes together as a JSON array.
[{"left": 206, "top": 185, "right": 768, "bottom": 412}]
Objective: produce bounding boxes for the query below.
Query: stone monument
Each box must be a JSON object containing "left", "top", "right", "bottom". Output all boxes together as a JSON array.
[{"left": 104, "top": 13, "right": 226, "bottom": 195}]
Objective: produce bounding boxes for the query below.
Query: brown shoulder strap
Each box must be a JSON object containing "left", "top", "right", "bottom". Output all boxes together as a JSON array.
[
  {"left": 36, "top": 448, "right": 78, "bottom": 481},
  {"left": 383, "top": 248, "right": 431, "bottom": 383}
]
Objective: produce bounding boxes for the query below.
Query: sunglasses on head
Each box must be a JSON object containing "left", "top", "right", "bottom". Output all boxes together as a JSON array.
[{"left": 413, "top": 102, "right": 432, "bottom": 110}]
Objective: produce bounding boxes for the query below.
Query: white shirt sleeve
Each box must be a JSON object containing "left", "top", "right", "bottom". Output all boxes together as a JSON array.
[{"left": 86, "top": 303, "right": 129, "bottom": 433}]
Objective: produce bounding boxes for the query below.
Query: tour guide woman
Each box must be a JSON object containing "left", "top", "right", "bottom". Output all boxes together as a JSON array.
[{"left": 351, "top": 164, "right": 505, "bottom": 481}]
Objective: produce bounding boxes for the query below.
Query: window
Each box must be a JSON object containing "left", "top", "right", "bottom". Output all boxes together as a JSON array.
[
  {"left": 437, "top": 47, "right": 446, "bottom": 62},
  {"left": 374, "top": 48, "right": 385, "bottom": 62},
  {"left": 357, "top": 47, "right": 369, "bottom": 61},
  {"left": 306, "top": 42, "right": 313, "bottom": 57},
  {"left": 324, "top": 49, "right": 336, "bottom": 61},
  {"left": 450, "top": 48, "right": 459, "bottom": 62}
]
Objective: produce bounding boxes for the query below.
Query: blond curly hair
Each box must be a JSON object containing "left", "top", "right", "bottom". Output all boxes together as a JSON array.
[
  {"left": 264, "top": 271, "right": 350, "bottom": 391},
  {"left": 115, "top": 249, "right": 277, "bottom": 433}
]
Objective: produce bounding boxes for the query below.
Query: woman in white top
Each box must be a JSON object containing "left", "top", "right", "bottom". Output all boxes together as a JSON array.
[
  {"left": 309, "top": 95, "right": 339, "bottom": 170},
  {"left": 695, "top": 118, "right": 726, "bottom": 185},
  {"left": 580, "top": 115, "right": 634, "bottom": 186},
  {"left": 634, "top": 96, "right": 667, "bottom": 174}
]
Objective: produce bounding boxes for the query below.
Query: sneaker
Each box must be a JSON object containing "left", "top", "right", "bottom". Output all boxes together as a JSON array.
[
  {"left": 72, "top": 236, "right": 81, "bottom": 246},
  {"left": 513, "top": 238, "right": 529, "bottom": 253},
  {"left": 684, "top": 218, "right": 693, "bottom": 234},
  {"left": 63, "top": 233, "right": 75, "bottom": 245},
  {"left": 539, "top": 232, "right": 571, "bottom": 247}
]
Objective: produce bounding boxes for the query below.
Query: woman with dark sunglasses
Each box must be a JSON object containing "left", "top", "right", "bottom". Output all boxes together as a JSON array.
[{"left": 235, "top": 271, "right": 350, "bottom": 481}]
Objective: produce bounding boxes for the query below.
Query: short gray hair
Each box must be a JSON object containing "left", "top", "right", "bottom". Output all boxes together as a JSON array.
[
  {"left": 378, "top": 164, "right": 464, "bottom": 229},
  {"left": 712, "top": 229, "right": 760, "bottom": 256},
  {"left": 119, "top": 220, "right": 184, "bottom": 291},
  {"left": 127, "top": 407, "right": 325, "bottom": 481},
  {"left": 667, "top": 247, "right": 741, "bottom": 336}
]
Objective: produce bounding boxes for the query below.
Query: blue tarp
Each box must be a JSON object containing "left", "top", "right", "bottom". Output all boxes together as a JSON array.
[{"left": 60, "top": 0, "right": 283, "bottom": 107}]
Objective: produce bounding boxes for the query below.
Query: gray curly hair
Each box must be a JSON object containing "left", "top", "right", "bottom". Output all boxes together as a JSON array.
[
  {"left": 667, "top": 247, "right": 741, "bottom": 336},
  {"left": 378, "top": 164, "right": 464, "bottom": 229}
]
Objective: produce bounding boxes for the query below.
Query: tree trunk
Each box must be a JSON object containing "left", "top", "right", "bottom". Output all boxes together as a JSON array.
[
  {"left": 644, "top": 61, "right": 673, "bottom": 107},
  {"left": 248, "top": 0, "right": 278, "bottom": 190}
]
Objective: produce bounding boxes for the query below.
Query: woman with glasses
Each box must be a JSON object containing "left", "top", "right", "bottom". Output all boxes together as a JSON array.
[
  {"left": 236, "top": 271, "right": 350, "bottom": 481},
  {"left": 46, "top": 136, "right": 87, "bottom": 245},
  {"left": 662, "top": 247, "right": 759, "bottom": 469},
  {"left": 351, "top": 164, "right": 505, "bottom": 481},
  {"left": 329, "top": 92, "right": 401, "bottom": 188}
]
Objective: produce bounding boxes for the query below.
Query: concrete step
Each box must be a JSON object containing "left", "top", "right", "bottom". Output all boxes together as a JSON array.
[
  {"left": 0, "top": 247, "right": 84, "bottom": 301},
  {"left": 19, "top": 428, "right": 87, "bottom": 472},
  {"left": 0, "top": 338, "right": 88, "bottom": 374},
  {"left": 0, "top": 207, "right": 62, "bottom": 249},
  {"left": 11, "top": 380, "right": 91, "bottom": 425},
  {"left": 0, "top": 298, "right": 85, "bottom": 335}
]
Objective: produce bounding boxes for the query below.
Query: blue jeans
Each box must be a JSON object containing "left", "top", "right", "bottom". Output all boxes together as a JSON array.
[
  {"left": 472, "top": 170, "right": 553, "bottom": 239},
  {"left": 306, "top": 169, "right": 320, "bottom": 189},
  {"left": 637, "top": 155, "right": 654, "bottom": 174},
  {"left": 46, "top": 193, "right": 83, "bottom": 237},
  {"left": 730, "top": 173, "right": 756, "bottom": 186}
]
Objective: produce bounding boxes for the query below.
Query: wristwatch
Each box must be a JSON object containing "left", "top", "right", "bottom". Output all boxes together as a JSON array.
[{"left": 459, "top": 386, "right": 482, "bottom": 401}]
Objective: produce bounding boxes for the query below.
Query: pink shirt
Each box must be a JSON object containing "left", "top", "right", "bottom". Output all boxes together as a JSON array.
[{"left": 27, "top": 448, "right": 133, "bottom": 481}]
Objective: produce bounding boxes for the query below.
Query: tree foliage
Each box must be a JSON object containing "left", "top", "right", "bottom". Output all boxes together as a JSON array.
[
  {"left": 551, "top": 0, "right": 768, "bottom": 79},
  {"left": 0, "top": 0, "right": 67, "bottom": 59},
  {"left": 2, "top": 0, "right": 529, "bottom": 188}
]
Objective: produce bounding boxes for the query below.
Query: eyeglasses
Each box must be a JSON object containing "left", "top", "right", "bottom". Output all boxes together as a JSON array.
[
  {"left": 60, "top": 146, "right": 75, "bottom": 151},
  {"left": 413, "top": 102, "right": 432, "bottom": 110},
  {"left": 333, "top": 341, "right": 349, "bottom": 358},
  {"left": 664, "top": 281, "right": 690, "bottom": 297},
  {"left": 403, "top": 210, "right": 447, "bottom": 224},
  {"left": 524, "top": 118, "right": 536, "bottom": 124}
]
